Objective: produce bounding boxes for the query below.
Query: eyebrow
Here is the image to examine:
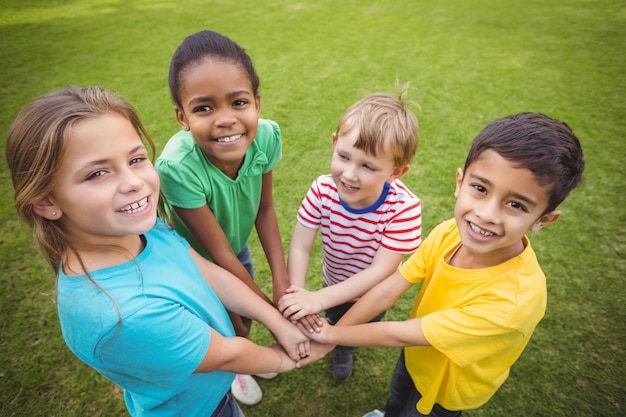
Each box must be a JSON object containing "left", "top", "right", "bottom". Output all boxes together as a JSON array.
[
  {"left": 79, "top": 145, "right": 147, "bottom": 170},
  {"left": 187, "top": 90, "right": 253, "bottom": 106},
  {"left": 469, "top": 173, "right": 539, "bottom": 207}
]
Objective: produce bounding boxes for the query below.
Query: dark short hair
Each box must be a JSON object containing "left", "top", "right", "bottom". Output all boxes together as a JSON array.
[
  {"left": 464, "top": 112, "right": 585, "bottom": 213},
  {"left": 168, "top": 30, "right": 260, "bottom": 108}
]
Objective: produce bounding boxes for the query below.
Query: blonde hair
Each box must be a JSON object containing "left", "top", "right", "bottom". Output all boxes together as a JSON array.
[
  {"left": 337, "top": 83, "right": 419, "bottom": 167},
  {"left": 6, "top": 86, "right": 160, "bottom": 273}
]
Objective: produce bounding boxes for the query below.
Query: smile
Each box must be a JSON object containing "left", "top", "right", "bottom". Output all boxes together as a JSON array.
[
  {"left": 341, "top": 181, "right": 359, "bottom": 191},
  {"left": 119, "top": 197, "right": 149, "bottom": 214},
  {"left": 215, "top": 134, "right": 242, "bottom": 143},
  {"left": 470, "top": 222, "right": 495, "bottom": 237}
]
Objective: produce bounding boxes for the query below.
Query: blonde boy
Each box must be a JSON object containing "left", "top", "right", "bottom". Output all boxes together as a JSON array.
[{"left": 279, "top": 89, "right": 422, "bottom": 380}]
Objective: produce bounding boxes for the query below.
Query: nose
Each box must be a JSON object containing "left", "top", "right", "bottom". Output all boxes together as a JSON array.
[
  {"left": 214, "top": 107, "right": 237, "bottom": 127},
  {"left": 342, "top": 163, "right": 358, "bottom": 181},
  {"left": 475, "top": 198, "right": 501, "bottom": 224},
  {"left": 118, "top": 167, "right": 144, "bottom": 194}
]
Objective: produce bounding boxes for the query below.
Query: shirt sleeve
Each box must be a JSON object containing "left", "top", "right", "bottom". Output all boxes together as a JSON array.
[
  {"left": 296, "top": 177, "right": 324, "bottom": 229},
  {"left": 422, "top": 307, "right": 525, "bottom": 368},
  {"left": 156, "top": 158, "right": 209, "bottom": 209},
  {"left": 96, "top": 299, "right": 212, "bottom": 387},
  {"left": 380, "top": 194, "right": 422, "bottom": 254},
  {"left": 258, "top": 119, "right": 282, "bottom": 174}
]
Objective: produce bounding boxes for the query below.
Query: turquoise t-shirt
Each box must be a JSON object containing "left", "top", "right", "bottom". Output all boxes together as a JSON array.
[
  {"left": 156, "top": 118, "right": 282, "bottom": 258},
  {"left": 57, "top": 219, "right": 235, "bottom": 416}
]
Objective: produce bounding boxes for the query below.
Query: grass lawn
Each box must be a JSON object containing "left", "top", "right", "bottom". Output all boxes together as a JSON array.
[{"left": 1, "top": 0, "right": 624, "bottom": 416}]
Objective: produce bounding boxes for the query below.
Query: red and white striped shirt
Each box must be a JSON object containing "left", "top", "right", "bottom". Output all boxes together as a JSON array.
[{"left": 297, "top": 174, "right": 422, "bottom": 286}]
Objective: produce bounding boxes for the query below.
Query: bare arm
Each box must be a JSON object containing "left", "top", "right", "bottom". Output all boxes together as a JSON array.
[
  {"left": 174, "top": 204, "right": 270, "bottom": 304},
  {"left": 191, "top": 249, "right": 310, "bottom": 361},
  {"left": 279, "top": 248, "right": 404, "bottom": 320},
  {"left": 300, "top": 271, "right": 429, "bottom": 348},
  {"left": 255, "top": 171, "right": 290, "bottom": 305},
  {"left": 303, "top": 318, "right": 428, "bottom": 348},
  {"left": 286, "top": 222, "right": 318, "bottom": 288},
  {"left": 194, "top": 328, "right": 297, "bottom": 374}
]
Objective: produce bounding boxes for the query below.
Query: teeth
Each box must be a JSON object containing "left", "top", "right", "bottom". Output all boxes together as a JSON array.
[
  {"left": 120, "top": 197, "right": 148, "bottom": 214},
  {"left": 216, "top": 134, "right": 241, "bottom": 143},
  {"left": 470, "top": 222, "right": 494, "bottom": 236}
]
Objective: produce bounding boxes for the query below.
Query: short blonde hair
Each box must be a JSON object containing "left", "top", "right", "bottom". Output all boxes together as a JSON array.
[{"left": 336, "top": 84, "right": 419, "bottom": 167}]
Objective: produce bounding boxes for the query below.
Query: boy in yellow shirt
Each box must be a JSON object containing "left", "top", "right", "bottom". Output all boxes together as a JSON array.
[{"left": 301, "top": 112, "right": 585, "bottom": 416}]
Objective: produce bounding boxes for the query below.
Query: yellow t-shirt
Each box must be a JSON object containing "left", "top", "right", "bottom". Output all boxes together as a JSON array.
[{"left": 399, "top": 219, "right": 546, "bottom": 413}]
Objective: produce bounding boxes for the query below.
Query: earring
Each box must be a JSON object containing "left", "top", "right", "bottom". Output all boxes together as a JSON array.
[{"left": 52, "top": 212, "right": 57, "bottom": 216}]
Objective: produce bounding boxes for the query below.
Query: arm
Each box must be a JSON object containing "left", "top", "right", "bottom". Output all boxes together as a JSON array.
[
  {"left": 301, "top": 271, "right": 429, "bottom": 348},
  {"left": 255, "top": 171, "right": 290, "bottom": 305},
  {"left": 191, "top": 249, "right": 310, "bottom": 361},
  {"left": 175, "top": 204, "right": 271, "bottom": 305},
  {"left": 279, "top": 248, "right": 404, "bottom": 320},
  {"left": 303, "top": 317, "right": 428, "bottom": 348},
  {"left": 194, "top": 328, "right": 297, "bottom": 374},
  {"left": 286, "top": 222, "right": 317, "bottom": 288}
]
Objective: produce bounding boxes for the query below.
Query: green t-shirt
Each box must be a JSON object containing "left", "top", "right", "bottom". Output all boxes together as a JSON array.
[{"left": 156, "top": 118, "right": 282, "bottom": 259}]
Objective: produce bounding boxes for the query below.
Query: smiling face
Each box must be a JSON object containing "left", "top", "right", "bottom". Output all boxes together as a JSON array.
[
  {"left": 330, "top": 128, "right": 408, "bottom": 209},
  {"left": 453, "top": 150, "right": 560, "bottom": 268},
  {"left": 175, "top": 58, "right": 261, "bottom": 178},
  {"left": 38, "top": 112, "right": 160, "bottom": 250}
]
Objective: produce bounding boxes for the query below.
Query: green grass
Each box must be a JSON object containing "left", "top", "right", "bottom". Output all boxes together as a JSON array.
[{"left": 1, "top": 0, "right": 624, "bottom": 416}]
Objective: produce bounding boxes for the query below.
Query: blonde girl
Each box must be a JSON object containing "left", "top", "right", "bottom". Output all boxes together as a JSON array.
[{"left": 6, "top": 86, "right": 310, "bottom": 417}]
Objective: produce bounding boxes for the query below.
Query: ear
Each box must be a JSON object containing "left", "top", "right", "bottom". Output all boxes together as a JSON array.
[
  {"left": 174, "top": 107, "right": 189, "bottom": 131},
  {"left": 331, "top": 132, "right": 338, "bottom": 148},
  {"left": 388, "top": 164, "right": 410, "bottom": 181},
  {"left": 454, "top": 168, "right": 464, "bottom": 198},
  {"left": 33, "top": 197, "right": 62, "bottom": 220},
  {"left": 530, "top": 210, "right": 561, "bottom": 233}
]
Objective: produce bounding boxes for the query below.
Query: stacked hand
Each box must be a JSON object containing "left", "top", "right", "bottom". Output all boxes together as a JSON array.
[{"left": 273, "top": 286, "right": 336, "bottom": 368}]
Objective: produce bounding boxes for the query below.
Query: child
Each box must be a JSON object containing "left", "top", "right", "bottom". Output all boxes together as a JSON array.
[
  {"left": 5, "top": 86, "right": 312, "bottom": 417},
  {"left": 278, "top": 89, "right": 422, "bottom": 381},
  {"left": 298, "top": 112, "right": 585, "bottom": 416},
  {"left": 155, "top": 30, "right": 290, "bottom": 404}
]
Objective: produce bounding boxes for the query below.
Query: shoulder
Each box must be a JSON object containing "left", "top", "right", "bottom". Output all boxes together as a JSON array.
[
  {"left": 156, "top": 130, "right": 202, "bottom": 172},
  {"left": 388, "top": 179, "right": 419, "bottom": 201},
  {"left": 307, "top": 175, "right": 337, "bottom": 197},
  {"left": 254, "top": 118, "right": 281, "bottom": 146},
  {"left": 147, "top": 219, "right": 190, "bottom": 250}
]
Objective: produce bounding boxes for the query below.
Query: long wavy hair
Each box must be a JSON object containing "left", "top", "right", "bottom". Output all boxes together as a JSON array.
[{"left": 6, "top": 85, "right": 166, "bottom": 274}]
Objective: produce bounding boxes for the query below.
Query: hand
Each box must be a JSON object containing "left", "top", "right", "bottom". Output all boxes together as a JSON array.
[
  {"left": 278, "top": 285, "right": 323, "bottom": 321},
  {"left": 296, "top": 341, "right": 334, "bottom": 367},
  {"left": 268, "top": 344, "right": 299, "bottom": 372},
  {"left": 273, "top": 316, "right": 313, "bottom": 361},
  {"left": 296, "top": 317, "right": 332, "bottom": 343},
  {"left": 296, "top": 313, "right": 324, "bottom": 334}
]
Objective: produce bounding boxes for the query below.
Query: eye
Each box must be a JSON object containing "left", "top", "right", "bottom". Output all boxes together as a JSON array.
[
  {"left": 471, "top": 184, "right": 487, "bottom": 194},
  {"left": 337, "top": 153, "right": 349, "bottom": 161},
  {"left": 86, "top": 170, "right": 106, "bottom": 181},
  {"left": 507, "top": 201, "right": 528, "bottom": 212},
  {"left": 192, "top": 105, "right": 212, "bottom": 113},
  {"left": 130, "top": 156, "right": 146, "bottom": 166},
  {"left": 363, "top": 164, "right": 375, "bottom": 171},
  {"left": 233, "top": 99, "right": 249, "bottom": 107}
]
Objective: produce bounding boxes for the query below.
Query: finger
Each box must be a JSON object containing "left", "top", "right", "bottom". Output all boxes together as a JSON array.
[{"left": 303, "top": 315, "right": 320, "bottom": 333}]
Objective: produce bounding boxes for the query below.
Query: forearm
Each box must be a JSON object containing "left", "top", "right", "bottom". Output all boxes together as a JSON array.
[
  {"left": 315, "top": 267, "right": 391, "bottom": 311},
  {"left": 196, "top": 330, "right": 295, "bottom": 374},
  {"left": 287, "top": 248, "right": 310, "bottom": 288},
  {"left": 255, "top": 207, "right": 290, "bottom": 299},
  {"left": 217, "top": 252, "right": 271, "bottom": 303},
  {"left": 337, "top": 271, "right": 410, "bottom": 326},
  {"left": 324, "top": 319, "right": 428, "bottom": 348}
]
